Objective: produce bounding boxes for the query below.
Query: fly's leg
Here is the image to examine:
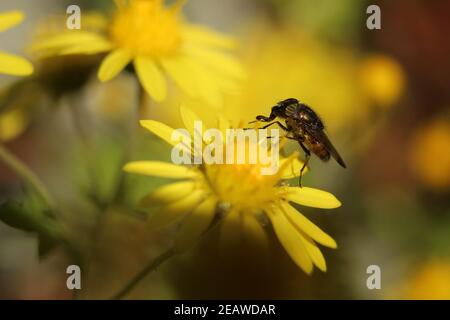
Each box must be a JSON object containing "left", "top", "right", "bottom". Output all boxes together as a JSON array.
[
  {"left": 260, "top": 121, "right": 289, "bottom": 131},
  {"left": 299, "top": 154, "right": 310, "bottom": 187},
  {"left": 248, "top": 111, "right": 277, "bottom": 124},
  {"left": 298, "top": 142, "right": 310, "bottom": 188},
  {"left": 244, "top": 120, "right": 289, "bottom": 132},
  {"left": 266, "top": 135, "right": 295, "bottom": 139}
]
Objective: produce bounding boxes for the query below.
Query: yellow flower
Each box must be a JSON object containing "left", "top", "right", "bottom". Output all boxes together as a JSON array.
[
  {"left": 402, "top": 260, "right": 450, "bottom": 299},
  {"left": 30, "top": 0, "right": 243, "bottom": 106},
  {"left": 409, "top": 117, "right": 450, "bottom": 190},
  {"left": 146, "top": 24, "right": 373, "bottom": 135},
  {"left": 359, "top": 54, "right": 406, "bottom": 108},
  {"left": 222, "top": 25, "right": 370, "bottom": 133},
  {"left": 0, "top": 11, "right": 33, "bottom": 76},
  {"left": 124, "top": 106, "right": 341, "bottom": 274},
  {"left": 0, "top": 12, "right": 110, "bottom": 143},
  {"left": 0, "top": 108, "right": 29, "bottom": 142}
]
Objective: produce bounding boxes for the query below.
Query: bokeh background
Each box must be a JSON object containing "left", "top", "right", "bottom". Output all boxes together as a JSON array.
[{"left": 1, "top": 0, "right": 449, "bottom": 299}]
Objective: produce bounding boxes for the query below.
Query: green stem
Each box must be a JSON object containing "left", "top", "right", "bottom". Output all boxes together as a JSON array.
[
  {"left": 0, "top": 143, "right": 55, "bottom": 209},
  {"left": 110, "top": 248, "right": 175, "bottom": 300},
  {"left": 109, "top": 204, "right": 229, "bottom": 300}
]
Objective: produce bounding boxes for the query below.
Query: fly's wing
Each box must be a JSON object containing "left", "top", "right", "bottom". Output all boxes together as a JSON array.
[{"left": 305, "top": 127, "right": 347, "bottom": 168}]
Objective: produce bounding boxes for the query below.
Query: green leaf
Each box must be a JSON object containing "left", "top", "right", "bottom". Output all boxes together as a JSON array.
[
  {"left": 0, "top": 200, "right": 39, "bottom": 231},
  {"left": 0, "top": 200, "right": 64, "bottom": 259}
]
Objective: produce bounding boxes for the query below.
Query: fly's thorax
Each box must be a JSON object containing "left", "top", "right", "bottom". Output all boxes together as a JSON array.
[
  {"left": 285, "top": 117, "right": 305, "bottom": 139},
  {"left": 284, "top": 117, "right": 295, "bottom": 129},
  {"left": 298, "top": 104, "right": 325, "bottom": 130}
]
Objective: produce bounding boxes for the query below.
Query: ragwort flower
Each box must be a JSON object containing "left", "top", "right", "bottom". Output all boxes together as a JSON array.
[
  {"left": 409, "top": 117, "right": 450, "bottom": 190},
  {"left": 124, "top": 106, "right": 341, "bottom": 274},
  {"left": 30, "top": 0, "right": 244, "bottom": 106},
  {"left": 0, "top": 11, "right": 33, "bottom": 76},
  {"left": 402, "top": 260, "right": 450, "bottom": 299}
]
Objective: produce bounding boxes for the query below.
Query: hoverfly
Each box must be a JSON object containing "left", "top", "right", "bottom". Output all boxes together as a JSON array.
[{"left": 248, "top": 98, "right": 346, "bottom": 186}]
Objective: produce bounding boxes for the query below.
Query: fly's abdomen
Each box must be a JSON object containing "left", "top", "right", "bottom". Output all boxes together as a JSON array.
[
  {"left": 305, "top": 136, "right": 331, "bottom": 162},
  {"left": 315, "top": 147, "right": 331, "bottom": 161}
]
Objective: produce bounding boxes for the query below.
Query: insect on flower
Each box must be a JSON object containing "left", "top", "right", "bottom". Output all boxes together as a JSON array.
[
  {"left": 248, "top": 98, "right": 347, "bottom": 186},
  {"left": 124, "top": 105, "right": 341, "bottom": 275}
]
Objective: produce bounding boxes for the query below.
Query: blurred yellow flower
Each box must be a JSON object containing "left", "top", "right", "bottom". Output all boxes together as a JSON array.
[
  {"left": 147, "top": 24, "right": 398, "bottom": 138},
  {"left": 124, "top": 106, "right": 341, "bottom": 274},
  {"left": 30, "top": 0, "right": 243, "bottom": 106},
  {"left": 359, "top": 54, "right": 406, "bottom": 108},
  {"left": 402, "top": 260, "right": 450, "bottom": 299},
  {"left": 222, "top": 25, "right": 370, "bottom": 133},
  {"left": 409, "top": 117, "right": 450, "bottom": 190},
  {"left": 0, "top": 11, "right": 34, "bottom": 76},
  {"left": 0, "top": 108, "right": 29, "bottom": 142},
  {"left": 0, "top": 12, "right": 110, "bottom": 143}
]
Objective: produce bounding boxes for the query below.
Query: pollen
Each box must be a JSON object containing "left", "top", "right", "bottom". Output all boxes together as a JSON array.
[{"left": 110, "top": 0, "right": 183, "bottom": 57}]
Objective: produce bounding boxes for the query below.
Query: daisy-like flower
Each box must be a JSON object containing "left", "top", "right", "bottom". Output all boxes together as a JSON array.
[
  {"left": 30, "top": 0, "right": 244, "bottom": 106},
  {"left": 124, "top": 106, "right": 341, "bottom": 274},
  {"left": 0, "top": 11, "right": 33, "bottom": 76},
  {"left": 402, "top": 260, "right": 450, "bottom": 299}
]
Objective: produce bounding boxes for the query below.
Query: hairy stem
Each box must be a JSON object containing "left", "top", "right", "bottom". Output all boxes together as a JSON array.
[{"left": 110, "top": 248, "right": 175, "bottom": 300}]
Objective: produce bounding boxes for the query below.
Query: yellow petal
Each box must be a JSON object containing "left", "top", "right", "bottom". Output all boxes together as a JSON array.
[
  {"left": 282, "top": 186, "right": 342, "bottom": 209},
  {"left": 183, "top": 24, "right": 237, "bottom": 49},
  {"left": 0, "top": 11, "right": 24, "bottom": 32},
  {"left": 281, "top": 202, "right": 337, "bottom": 249},
  {"left": 30, "top": 31, "right": 111, "bottom": 56},
  {"left": 267, "top": 206, "right": 313, "bottom": 274},
  {"left": 159, "top": 56, "right": 199, "bottom": 97},
  {"left": 139, "top": 120, "right": 191, "bottom": 154},
  {"left": 217, "top": 115, "right": 230, "bottom": 134},
  {"left": 298, "top": 231, "right": 327, "bottom": 272},
  {"left": 180, "top": 105, "right": 204, "bottom": 137},
  {"left": 97, "top": 49, "right": 131, "bottom": 82},
  {"left": 123, "top": 161, "right": 197, "bottom": 179},
  {"left": 0, "top": 52, "right": 33, "bottom": 76},
  {"left": 174, "top": 196, "right": 217, "bottom": 253},
  {"left": 81, "top": 13, "right": 109, "bottom": 31},
  {"left": 190, "top": 53, "right": 240, "bottom": 94},
  {"left": 0, "top": 109, "right": 28, "bottom": 142},
  {"left": 140, "top": 120, "right": 175, "bottom": 145},
  {"left": 189, "top": 61, "right": 223, "bottom": 107},
  {"left": 185, "top": 45, "right": 245, "bottom": 79},
  {"left": 279, "top": 157, "right": 307, "bottom": 179},
  {"left": 135, "top": 57, "right": 167, "bottom": 101},
  {"left": 140, "top": 181, "right": 195, "bottom": 207},
  {"left": 58, "top": 41, "right": 113, "bottom": 56},
  {"left": 148, "top": 189, "right": 205, "bottom": 230}
]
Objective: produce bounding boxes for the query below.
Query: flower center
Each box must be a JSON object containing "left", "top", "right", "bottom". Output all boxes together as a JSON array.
[
  {"left": 110, "top": 0, "right": 182, "bottom": 57},
  {"left": 202, "top": 141, "right": 282, "bottom": 212}
]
